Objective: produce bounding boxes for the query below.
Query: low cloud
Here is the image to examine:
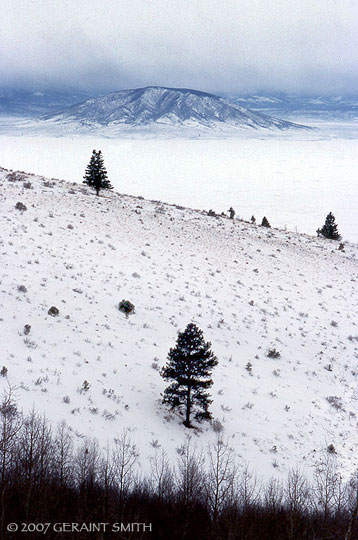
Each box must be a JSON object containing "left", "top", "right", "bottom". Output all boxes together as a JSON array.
[{"left": 2, "top": 0, "right": 358, "bottom": 95}]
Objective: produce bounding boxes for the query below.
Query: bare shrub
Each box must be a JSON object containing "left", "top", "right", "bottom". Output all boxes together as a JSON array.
[
  {"left": 118, "top": 300, "right": 135, "bottom": 315},
  {"left": 267, "top": 348, "right": 280, "bottom": 359},
  {"left": 17, "top": 285, "right": 27, "bottom": 293},
  {"left": 7, "top": 172, "right": 25, "bottom": 182},
  {"left": 15, "top": 202, "right": 27, "bottom": 212},
  {"left": 326, "top": 395, "right": 344, "bottom": 411},
  {"left": 211, "top": 419, "right": 224, "bottom": 433}
]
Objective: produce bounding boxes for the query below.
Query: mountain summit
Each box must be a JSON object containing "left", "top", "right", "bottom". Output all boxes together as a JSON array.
[{"left": 43, "top": 86, "right": 307, "bottom": 131}]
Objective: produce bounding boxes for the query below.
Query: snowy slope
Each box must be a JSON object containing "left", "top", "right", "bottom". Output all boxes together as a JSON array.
[
  {"left": 41, "top": 86, "right": 308, "bottom": 134},
  {"left": 1, "top": 167, "right": 357, "bottom": 480}
]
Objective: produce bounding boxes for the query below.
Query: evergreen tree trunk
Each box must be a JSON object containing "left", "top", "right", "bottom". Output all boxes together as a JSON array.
[{"left": 185, "top": 386, "right": 191, "bottom": 427}]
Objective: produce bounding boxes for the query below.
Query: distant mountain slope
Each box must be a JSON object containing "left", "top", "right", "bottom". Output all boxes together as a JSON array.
[
  {"left": 230, "top": 94, "right": 358, "bottom": 120},
  {"left": 42, "top": 86, "right": 308, "bottom": 131},
  {"left": 0, "top": 88, "right": 92, "bottom": 117}
]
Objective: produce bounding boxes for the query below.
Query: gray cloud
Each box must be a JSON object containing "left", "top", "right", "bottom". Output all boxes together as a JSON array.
[{"left": 2, "top": 0, "right": 358, "bottom": 95}]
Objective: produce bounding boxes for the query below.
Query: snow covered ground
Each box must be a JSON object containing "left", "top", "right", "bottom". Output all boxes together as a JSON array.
[
  {"left": 1, "top": 167, "right": 357, "bottom": 481},
  {"left": 0, "top": 124, "right": 357, "bottom": 241}
]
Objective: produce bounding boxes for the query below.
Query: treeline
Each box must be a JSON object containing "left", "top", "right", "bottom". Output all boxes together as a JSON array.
[{"left": 1, "top": 389, "right": 358, "bottom": 539}]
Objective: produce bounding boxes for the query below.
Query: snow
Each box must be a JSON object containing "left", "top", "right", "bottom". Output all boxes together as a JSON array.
[
  {"left": 0, "top": 167, "right": 357, "bottom": 481},
  {"left": 0, "top": 132, "right": 357, "bottom": 241},
  {"left": 40, "top": 86, "right": 303, "bottom": 131}
]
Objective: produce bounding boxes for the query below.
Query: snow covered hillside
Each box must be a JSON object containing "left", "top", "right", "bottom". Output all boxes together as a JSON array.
[
  {"left": 0, "top": 135, "right": 357, "bottom": 242},
  {"left": 41, "top": 86, "right": 308, "bottom": 134},
  {"left": 1, "top": 167, "right": 357, "bottom": 480}
]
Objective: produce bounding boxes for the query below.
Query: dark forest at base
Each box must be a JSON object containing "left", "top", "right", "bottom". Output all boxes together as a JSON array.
[{"left": 1, "top": 399, "right": 358, "bottom": 540}]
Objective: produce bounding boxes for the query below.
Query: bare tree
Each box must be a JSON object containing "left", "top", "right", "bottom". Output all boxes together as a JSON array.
[
  {"left": 175, "top": 436, "right": 205, "bottom": 508},
  {"left": 174, "top": 437, "right": 206, "bottom": 540},
  {"left": 0, "top": 384, "right": 22, "bottom": 540},
  {"left": 53, "top": 421, "right": 73, "bottom": 487},
  {"left": 149, "top": 449, "right": 173, "bottom": 502},
  {"left": 284, "top": 467, "right": 311, "bottom": 540},
  {"left": 264, "top": 477, "right": 284, "bottom": 513},
  {"left": 74, "top": 438, "right": 101, "bottom": 521},
  {"left": 345, "top": 471, "right": 358, "bottom": 540},
  {"left": 313, "top": 455, "right": 344, "bottom": 521},
  {"left": 36, "top": 414, "right": 53, "bottom": 497},
  {"left": 237, "top": 464, "right": 261, "bottom": 511},
  {"left": 285, "top": 467, "right": 310, "bottom": 514},
  {"left": 74, "top": 438, "right": 101, "bottom": 490},
  {"left": 16, "top": 408, "right": 45, "bottom": 522},
  {"left": 205, "top": 436, "right": 238, "bottom": 523},
  {"left": 100, "top": 442, "right": 116, "bottom": 516},
  {"left": 0, "top": 384, "right": 22, "bottom": 483},
  {"left": 112, "top": 429, "right": 139, "bottom": 507}
]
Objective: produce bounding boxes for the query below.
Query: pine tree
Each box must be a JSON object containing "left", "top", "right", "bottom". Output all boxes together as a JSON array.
[
  {"left": 161, "top": 323, "right": 218, "bottom": 428},
  {"left": 318, "top": 212, "right": 341, "bottom": 240},
  {"left": 261, "top": 216, "right": 271, "bottom": 228},
  {"left": 83, "top": 149, "right": 113, "bottom": 196}
]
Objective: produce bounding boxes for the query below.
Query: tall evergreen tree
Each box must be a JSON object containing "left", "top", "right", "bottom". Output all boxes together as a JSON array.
[
  {"left": 161, "top": 323, "right": 218, "bottom": 428},
  {"left": 318, "top": 212, "right": 341, "bottom": 240},
  {"left": 83, "top": 149, "right": 113, "bottom": 196}
]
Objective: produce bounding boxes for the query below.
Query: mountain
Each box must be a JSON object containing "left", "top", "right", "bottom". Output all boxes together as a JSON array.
[
  {"left": 1, "top": 166, "right": 357, "bottom": 481},
  {"left": 2, "top": 87, "right": 356, "bottom": 126},
  {"left": 229, "top": 94, "right": 358, "bottom": 121},
  {"left": 0, "top": 88, "right": 93, "bottom": 117},
  {"left": 42, "top": 86, "right": 308, "bottom": 132}
]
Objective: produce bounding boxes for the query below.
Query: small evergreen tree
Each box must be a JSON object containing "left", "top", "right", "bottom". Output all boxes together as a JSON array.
[
  {"left": 318, "top": 212, "right": 341, "bottom": 240},
  {"left": 161, "top": 323, "right": 218, "bottom": 428},
  {"left": 261, "top": 216, "right": 271, "bottom": 228},
  {"left": 83, "top": 149, "right": 113, "bottom": 196},
  {"left": 228, "top": 207, "right": 235, "bottom": 219}
]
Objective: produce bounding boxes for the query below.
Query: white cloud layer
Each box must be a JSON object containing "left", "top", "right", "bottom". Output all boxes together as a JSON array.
[{"left": 2, "top": 0, "right": 358, "bottom": 94}]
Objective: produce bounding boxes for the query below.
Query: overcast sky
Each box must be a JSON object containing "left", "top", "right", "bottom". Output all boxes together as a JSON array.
[{"left": 1, "top": 0, "right": 358, "bottom": 96}]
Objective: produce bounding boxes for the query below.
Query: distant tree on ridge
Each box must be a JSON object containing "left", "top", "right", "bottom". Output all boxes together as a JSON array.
[
  {"left": 317, "top": 212, "right": 341, "bottom": 240},
  {"left": 261, "top": 216, "right": 271, "bottom": 228},
  {"left": 83, "top": 149, "right": 113, "bottom": 196}
]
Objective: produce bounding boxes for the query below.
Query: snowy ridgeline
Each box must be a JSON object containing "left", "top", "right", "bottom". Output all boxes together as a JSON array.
[
  {"left": 1, "top": 135, "right": 357, "bottom": 243},
  {"left": 0, "top": 166, "right": 357, "bottom": 480},
  {"left": 41, "top": 86, "right": 308, "bottom": 132}
]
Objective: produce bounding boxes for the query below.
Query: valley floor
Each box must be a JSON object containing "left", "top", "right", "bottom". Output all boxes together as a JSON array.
[{"left": 0, "top": 123, "right": 357, "bottom": 242}]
